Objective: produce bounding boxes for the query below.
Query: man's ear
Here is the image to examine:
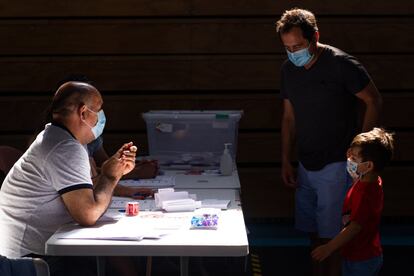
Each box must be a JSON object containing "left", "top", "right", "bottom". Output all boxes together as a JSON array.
[
  {"left": 313, "top": 31, "right": 319, "bottom": 44},
  {"left": 79, "top": 104, "right": 88, "bottom": 120}
]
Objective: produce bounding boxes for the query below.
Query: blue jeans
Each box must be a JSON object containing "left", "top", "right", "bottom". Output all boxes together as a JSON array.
[{"left": 343, "top": 255, "right": 383, "bottom": 276}]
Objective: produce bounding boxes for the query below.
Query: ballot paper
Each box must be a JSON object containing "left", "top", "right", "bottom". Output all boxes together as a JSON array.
[
  {"left": 119, "top": 176, "right": 175, "bottom": 189},
  {"left": 57, "top": 224, "right": 152, "bottom": 241},
  {"left": 200, "top": 199, "right": 230, "bottom": 210},
  {"left": 56, "top": 217, "right": 177, "bottom": 241}
]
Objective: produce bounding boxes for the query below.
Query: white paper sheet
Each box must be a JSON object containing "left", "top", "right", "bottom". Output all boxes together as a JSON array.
[
  {"left": 201, "top": 199, "right": 230, "bottom": 210},
  {"left": 56, "top": 211, "right": 191, "bottom": 242},
  {"left": 119, "top": 176, "right": 175, "bottom": 188}
]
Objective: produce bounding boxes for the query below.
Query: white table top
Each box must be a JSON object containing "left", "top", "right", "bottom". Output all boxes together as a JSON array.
[
  {"left": 46, "top": 208, "right": 248, "bottom": 257},
  {"left": 165, "top": 170, "right": 241, "bottom": 189},
  {"left": 45, "top": 172, "right": 248, "bottom": 258}
]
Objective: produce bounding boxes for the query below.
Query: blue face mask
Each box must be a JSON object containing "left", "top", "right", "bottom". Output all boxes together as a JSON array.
[
  {"left": 286, "top": 45, "right": 313, "bottom": 67},
  {"left": 85, "top": 108, "right": 106, "bottom": 139}
]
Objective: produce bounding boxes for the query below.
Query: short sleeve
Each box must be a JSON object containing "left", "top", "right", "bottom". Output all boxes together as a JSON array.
[
  {"left": 339, "top": 55, "right": 371, "bottom": 94},
  {"left": 45, "top": 139, "right": 93, "bottom": 194}
]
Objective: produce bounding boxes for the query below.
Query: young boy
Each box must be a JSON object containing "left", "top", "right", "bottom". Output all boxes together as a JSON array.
[{"left": 311, "top": 127, "right": 394, "bottom": 276}]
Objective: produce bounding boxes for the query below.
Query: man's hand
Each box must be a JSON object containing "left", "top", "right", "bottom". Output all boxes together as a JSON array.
[
  {"left": 311, "top": 244, "right": 334, "bottom": 262},
  {"left": 281, "top": 162, "right": 297, "bottom": 188},
  {"left": 101, "top": 142, "right": 137, "bottom": 181}
]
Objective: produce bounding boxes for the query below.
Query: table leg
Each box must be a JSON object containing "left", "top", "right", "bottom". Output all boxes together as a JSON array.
[
  {"left": 96, "top": 256, "right": 105, "bottom": 276},
  {"left": 146, "top": 256, "right": 152, "bottom": 276},
  {"left": 180, "top": 256, "right": 189, "bottom": 276}
]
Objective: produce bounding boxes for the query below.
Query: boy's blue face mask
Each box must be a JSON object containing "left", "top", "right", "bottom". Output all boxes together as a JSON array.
[
  {"left": 286, "top": 44, "right": 313, "bottom": 67},
  {"left": 84, "top": 107, "right": 106, "bottom": 139}
]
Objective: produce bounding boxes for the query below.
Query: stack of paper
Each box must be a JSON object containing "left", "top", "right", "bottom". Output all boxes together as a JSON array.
[{"left": 155, "top": 188, "right": 200, "bottom": 212}]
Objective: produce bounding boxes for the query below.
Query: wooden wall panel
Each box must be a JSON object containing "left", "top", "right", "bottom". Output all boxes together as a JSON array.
[
  {"left": 0, "top": 55, "right": 413, "bottom": 92},
  {"left": 1, "top": 19, "right": 412, "bottom": 55},
  {"left": 381, "top": 93, "right": 414, "bottom": 128},
  {"left": 0, "top": 0, "right": 190, "bottom": 17},
  {"left": 0, "top": 94, "right": 281, "bottom": 131},
  {"left": 0, "top": 92, "right": 412, "bottom": 133},
  {"left": 0, "top": 135, "right": 31, "bottom": 152},
  {"left": 190, "top": 0, "right": 414, "bottom": 16},
  {"left": 0, "top": 0, "right": 412, "bottom": 17}
]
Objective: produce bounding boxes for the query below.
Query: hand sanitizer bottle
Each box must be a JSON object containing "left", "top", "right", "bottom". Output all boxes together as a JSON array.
[{"left": 220, "top": 143, "right": 233, "bottom": 176}]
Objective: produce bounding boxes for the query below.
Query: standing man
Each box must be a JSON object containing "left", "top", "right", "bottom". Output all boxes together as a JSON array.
[
  {"left": 0, "top": 82, "right": 137, "bottom": 274},
  {"left": 276, "top": 8, "right": 382, "bottom": 275}
]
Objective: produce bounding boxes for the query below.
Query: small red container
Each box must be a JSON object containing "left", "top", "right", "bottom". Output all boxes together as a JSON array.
[{"left": 125, "top": 201, "right": 139, "bottom": 216}]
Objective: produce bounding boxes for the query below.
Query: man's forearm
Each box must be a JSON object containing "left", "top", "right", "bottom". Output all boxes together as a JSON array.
[
  {"left": 281, "top": 119, "right": 295, "bottom": 164},
  {"left": 61, "top": 175, "right": 120, "bottom": 226},
  {"left": 93, "top": 174, "right": 119, "bottom": 211},
  {"left": 359, "top": 81, "right": 382, "bottom": 132},
  {"left": 362, "top": 101, "right": 381, "bottom": 132}
]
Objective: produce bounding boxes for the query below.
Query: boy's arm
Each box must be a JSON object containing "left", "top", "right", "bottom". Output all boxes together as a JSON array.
[{"left": 311, "top": 221, "right": 362, "bottom": 262}]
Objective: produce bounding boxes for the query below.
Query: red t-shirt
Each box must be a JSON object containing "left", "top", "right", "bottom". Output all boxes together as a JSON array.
[{"left": 341, "top": 177, "right": 383, "bottom": 261}]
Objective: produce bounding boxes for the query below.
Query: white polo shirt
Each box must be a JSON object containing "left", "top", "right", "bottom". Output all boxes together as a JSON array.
[{"left": 0, "top": 123, "right": 92, "bottom": 257}]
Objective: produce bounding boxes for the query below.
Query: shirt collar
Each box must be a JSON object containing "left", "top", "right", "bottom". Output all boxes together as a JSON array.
[{"left": 50, "top": 121, "right": 77, "bottom": 139}]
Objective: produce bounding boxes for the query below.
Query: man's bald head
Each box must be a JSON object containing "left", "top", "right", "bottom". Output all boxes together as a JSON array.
[{"left": 51, "top": 81, "right": 101, "bottom": 120}]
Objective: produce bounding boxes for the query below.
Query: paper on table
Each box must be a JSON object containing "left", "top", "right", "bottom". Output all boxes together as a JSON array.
[
  {"left": 119, "top": 176, "right": 175, "bottom": 188},
  {"left": 201, "top": 199, "right": 230, "bottom": 210},
  {"left": 57, "top": 212, "right": 191, "bottom": 241},
  {"left": 56, "top": 220, "right": 165, "bottom": 241}
]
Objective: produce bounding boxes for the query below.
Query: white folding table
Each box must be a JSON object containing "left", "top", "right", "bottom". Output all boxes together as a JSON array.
[{"left": 45, "top": 171, "right": 249, "bottom": 276}]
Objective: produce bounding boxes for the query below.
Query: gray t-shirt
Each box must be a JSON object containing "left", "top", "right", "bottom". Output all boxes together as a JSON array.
[
  {"left": 280, "top": 45, "right": 371, "bottom": 170},
  {"left": 0, "top": 123, "right": 93, "bottom": 257}
]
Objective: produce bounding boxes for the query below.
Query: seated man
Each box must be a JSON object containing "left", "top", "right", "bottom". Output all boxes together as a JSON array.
[{"left": 0, "top": 82, "right": 137, "bottom": 274}]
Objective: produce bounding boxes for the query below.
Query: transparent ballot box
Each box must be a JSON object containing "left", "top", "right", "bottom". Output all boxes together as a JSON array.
[{"left": 142, "top": 110, "right": 243, "bottom": 169}]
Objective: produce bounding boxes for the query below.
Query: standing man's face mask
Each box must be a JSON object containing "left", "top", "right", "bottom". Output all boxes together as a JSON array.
[
  {"left": 286, "top": 44, "right": 313, "bottom": 67},
  {"left": 83, "top": 107, "right": 106, "bottom": 139}
]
